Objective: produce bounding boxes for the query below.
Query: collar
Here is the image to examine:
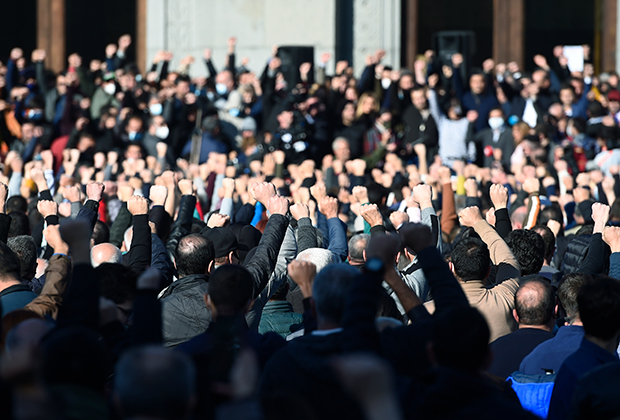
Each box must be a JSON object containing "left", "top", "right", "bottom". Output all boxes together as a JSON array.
[{"left": 311, "top": 328, "right": 343, "bottom": 336}]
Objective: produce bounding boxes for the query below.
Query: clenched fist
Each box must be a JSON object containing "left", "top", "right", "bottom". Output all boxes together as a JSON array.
[
  {"left": 127, "top": 195, "right": 149, "bottom": 216},
  {"left": 458, "top": 206, "right": 484, "bottom": 228}
]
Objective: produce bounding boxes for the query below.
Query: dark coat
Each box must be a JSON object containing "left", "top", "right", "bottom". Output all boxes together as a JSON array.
[{"left": 258, "top": 300, "right": 303, "bottom": 337}]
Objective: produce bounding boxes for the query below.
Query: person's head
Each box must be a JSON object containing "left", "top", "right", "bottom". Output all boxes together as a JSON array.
[
  {"left": 447, "top": 100, "right": 464, "bottom": 121},
  {"left": 296, "top": 248, "right": 336, "bottom": 274},
  {"left": 348, "top": 233, "right": 370, "bottom": 265},
  {"left": 539, "top": 205, "right": 563, "bottom": 228},
  {"left": 91, "top": 220, "right": 110, "bottom": 247},
  {"left": 411, "top": 86, "right": 428, "bottom": 111},
  {"left": 532, "top": 69, "right": 550, "bottom": 89},
  {"left": 7, "top": 236, "right": 37, "bottom": 281},
  {"left": 559, "top": 85, "right": 576, "bottom": 106},
  {"left": 203, "top": 227, "right": 240, "bottom": 267},
  {"left": 567, "top": 117, "right": 586, "bottom": 138},
  {"left": 558, "top": 272, "right": 594, "bottom": 325},
  {"left": 512, "top": 121, "right": 531, "bottom": 144},
  {"left": 399, "top": 73, "right": 414, "bottom": 91},
  {"left": 6, "top": 196, "right": 28, "bottom": 214},
  {"left": 430, "top": 306, "right": 490, "bottom": 373},
  {"left": 125, "top": 143, "right": 144, "bottom": 160},
  {"left": 215, "top": 70, "right": 234, "bottom": 94},
  {"left": 0, "top": 241, "right": 21, "bottom": 283},
  {"left": 513, "top": 277, "right": 556, "bottom": 329},
  {"left": 91, "top": 243, "right": 122, "bottom": 268},
  {"left": 175, "top": 234, "right": 215, "bottom": 277},
  {"left": 607, "top": 90, "right": 620, "bottom": 114},
  {"left": 332, "top": 137, "right": 351, "bottom": 162},
  {"left": 341, "top": 102, "right": 356, "bottom": 125},
  {"left": 356, "top": 93, "right": 378, "bottom": 118},
  {"left": 276, "top": 109, "right": 294, "bottom": 130},
  {"left": 125, "top": 115, "right": 144, "bottom": 140},
  {"left": 450, "top": 237, "right": 490, "bottom": 282},
  {"left": 469, "top": 72, "right": 486, "bottom": 95},
  {"left": 4, "top": 318, "right": 53, "bottom": 356},
  {"left": 577, "top": 276, "right": 620, "bottom": 343},
  {"left": 533, "top": 225, "right": 556, "bottom": 265},
  {"left": 505, "top": 229, "right": 545, "bottom": 276},
  {"left": 510, "top": 206, "right": 527, "bottom": 230},
  {"left": 148, "top": 115, "right": 169, "bottom": 140},
  {"left": 488, "top": 107, "right": 505, "bottom": 130},
  {"left": 206, "top": 264, "right": 255, "bottom": 316},
  {"left": 113, "top": 345, "right": 196, "bottom": 420},
  {"left": 96, "top": 263, "right": 137, "bottom": 306},
  {"left": 56, "top": 74, "right": 67, "bottom": 95},
  {"left": 8, "top": 211, "right": 30, "bottom": 237},
  {"left": 312, "top": 263, "right": 359, "bottom": 328}
]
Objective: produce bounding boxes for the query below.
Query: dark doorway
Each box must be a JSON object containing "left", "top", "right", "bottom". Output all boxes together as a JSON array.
[
  {"left": 0, "top": 0, "right": 37, "bottom": 61},
  {"left": 524, "top": 0, "right": 595, "bottom": 71},
  {"left": 65, "top": 0, "right": 136, "bottom": 65},
  {"left": 416, "top": 0, "right": 493, "bottom": 67}
]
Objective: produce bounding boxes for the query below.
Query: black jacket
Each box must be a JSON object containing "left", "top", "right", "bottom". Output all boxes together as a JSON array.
[
  {"left": 160, "top": 274, "right": 211, "bottom": 347},
  {"left": 402, "top": 105, "right": 439, "bottom": 161}
]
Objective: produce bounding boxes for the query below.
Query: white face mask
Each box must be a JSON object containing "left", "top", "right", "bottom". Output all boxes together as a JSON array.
[
  {"left": 155, "top": 126, "right": 169, "bottom": 139},
  {"left": 103, "top": 83, "right": 116, "bottom": 95},
  {"left": 381, "top": 78, "right": 391, "bottom": 90},
  {"left": 488, "top": 116, "right": 504, "bottom": 130},
  {"left": 216, "top": 83, "right": 228, "bottom": 95},
  {"left": 150, "top": 103, "right": 163, "bottom": 115}
]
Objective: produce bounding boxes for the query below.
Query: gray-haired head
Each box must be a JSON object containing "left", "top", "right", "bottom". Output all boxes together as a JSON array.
[
  {"left": 7, "top": 235, "right": 37, "bottom": 281},
  {"left": 91, "top": 243, "right": 122, "bottom": 268},
  {"left": 113, "top": 345, "right": 196, "bottom": 420},
  {"left": 296, "top": 248, "right": 336, "bottom": 273},
  {"left": 348, "top": 233, "right": 370, "bottom": 264},
  {"left": 312, "top": 263, "right": 360, "bottom": 326}
]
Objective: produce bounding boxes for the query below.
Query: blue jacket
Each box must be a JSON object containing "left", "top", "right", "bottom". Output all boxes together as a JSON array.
[
  {"left": 0, "top": 284, "right": 37, "bottom": 317},
  {"left": 452, "top": 66, "right": 500, "bottom": 132},
  {"left": 520, "top": 325, "right": 584, "bottom": 375}
]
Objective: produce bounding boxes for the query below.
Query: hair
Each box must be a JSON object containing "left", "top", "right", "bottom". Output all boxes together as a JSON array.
[
  {"left": 558, "top": 272, "right": 593, "bottom": 323},
  {"left": 0, "top": 241, "right": 22, "bottom": 281},
  {"left": 450, "top": 237, "right": 490, "bottom": 281},
  {"left": 515, "top": 277, "right": 555, "bottom": 326},
  {"left": 356, "top": 92, "right": 379, "bottom": 118},
  {"left": 270, "top": 281, "right": 290, "bottom": 301},
  {"left": 96, "top": 263, "right": 138, "bottom": 304},
  {"left": 113, "top": 345, "right": 196, "bottom": 420},
  {"left": 7, "top": 236, "right": 37, "bottom": 281},
  {"left": 296, "top": 248, "right": 336, "bottom": 273},
  {"left": 332, "top": 137, "right": 350, "bottom": 152},
  {"left": 505, "top": 229, "right": 545, "bottom": 276},
  {"left": 208, "top": 264, "right": 255, "bottom": 311},
  {"left": 533, "top": 225, "right": 556, "bottom": 263},
  {"left": 348, "top": 233, "right": 370, "bottom": 262},
  {"left": 611, "top": 197, "right": 620, "bottom": 221},
  {"left": 175, "top": 234, "right": 214, "bottom": 277},
  {"left": 432, "top": 306, "right": 489, "bottom": 372},
  {"left": 92, "top": 220, "right": 110, "bottom": 245},
  {"left": 577, "top": 276, "right": 620, "bottom": 340},
  {"left": 366, "top": 182, "right": 389, "bottom": 206},
  {"left": 312, "top": 263, "right": 359, "bottom": 325},
  {"left": 6, "top": 196, "right": 28, "bottom": 214},
  {"left": 8, "top": 211, "right": 31, "bottom": 237}
]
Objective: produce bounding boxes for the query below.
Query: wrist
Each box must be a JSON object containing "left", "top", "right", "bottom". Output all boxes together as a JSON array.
[
  {"left": 494, "top": 204, "right": 507, "bottom": 210},
  {"left": 419, "top": 199, "right": 433, "bottom": 209}
]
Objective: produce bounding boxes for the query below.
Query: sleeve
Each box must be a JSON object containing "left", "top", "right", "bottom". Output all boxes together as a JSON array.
[
  {"left": 452, "top": 65, "right": 466, "bottom": 100},
  {"left": 235, "top": 203, "right": 256, "bottom": 226},
  {"left": 428, "top": 89, "right": 445, "bottom": 125},
  {"left": 149, "top": 205, "right": 173, "bottom": 242},
  {"left": 494, "top": 208, "right": 513, "bottom": 239},
  {"left": 326, "top": 217, "right": 348, "bottom": 262},
  {"left": 127, "top": 214, "right": 152, "bottom": 273},
  {"left": 578, "top": 233, "right": 607, "bottom": 276},
  {"left": 473, "top": 219, "right": 521, "bottom": 287},
  {"left": 109, "top": 202, "right": 132, "bottom": 248},
  {"left": 441, "top": 182, "right": 458, "bottom": 236},
  {"left": 24, "top": 254, "right": 71, "bottom": 319},
  {"left": 295, "top": 217, "right": 318, "bottom": 253},
  {"left": 76, "top": 199, "right": 100, "bottom": 235},
  {"left": 608, "top": 252, "right": 620, "bottom": 280},
  {"left": 150, "top": 233, "right": 173, "bottom": 289},
  {"left": 421, "top": 206, "right": 442, "bottom": 254},
  {"left": 523, "top": 193, "right": 541, "bottom": 230}
]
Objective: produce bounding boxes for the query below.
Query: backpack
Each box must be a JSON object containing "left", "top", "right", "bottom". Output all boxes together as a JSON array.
[{"left": 507, "top": 371, "right": 556, "bottom": 419}]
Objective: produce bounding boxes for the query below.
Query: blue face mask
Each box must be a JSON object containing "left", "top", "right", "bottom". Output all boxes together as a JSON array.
[
  {"left": 149, "top": 103, "right": 163, "bottom": 115},
  {"left": 128, "top": 131, "right": 143, "bottom": 141},
  {"left": 206, "top": 91, "right": 215, "bottom": 101},
  {"left": 216, "top": 83, "right": 228, "bottom": 95}
]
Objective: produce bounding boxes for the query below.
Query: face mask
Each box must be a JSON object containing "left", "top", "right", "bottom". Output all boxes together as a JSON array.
[
  {"left": 149, "top": 103, "right": 163, "bottom": 115},
  {"left": 155, "top": 126, "right": 169, "bottom": 139},
  {"left": 566, "top": 126, "right": 574, "bottom": 137},
  {"left": 381, "top": 78, "right": 391, "bottom": 90},
  {"left": 103, "top": 83, "right": 116, "bottom": 95},
  {"left": 128, "top": 131, "right": 143, "bottom": 141},
  {"left": 488, "top": 116, "right": 504, "bottom": 130},
  {"left": 206, "top": 91, "right": 215, "bottom": 101},
  {"left": 216, "top": 83, "right": 228, "bottom": 95}
]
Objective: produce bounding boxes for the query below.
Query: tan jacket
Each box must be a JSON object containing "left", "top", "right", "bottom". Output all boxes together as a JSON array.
[
  {"left": 25, "top": 254, "right": 72, "bottom": 319},
  {"left": 424, "top": 220, "right": 520, "bottom": 342}
]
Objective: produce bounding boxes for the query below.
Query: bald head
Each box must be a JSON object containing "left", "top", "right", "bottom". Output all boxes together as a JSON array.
[
  {"left": 515, "top": 277, "right": 555, "bottom": 328},
  {"left": 91, "top": 243, "right": 122, "bottom": 268}
]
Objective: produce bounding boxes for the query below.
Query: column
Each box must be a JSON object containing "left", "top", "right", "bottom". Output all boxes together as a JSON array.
[
  {"left": 353, "top": 0, "right": 401, "bottom": 72},
  {"left": 37, "top": 0, "right": 65, "bottom": 73},
  {"left": 493, "top": 0, "right": 524, "bottom": 69}
]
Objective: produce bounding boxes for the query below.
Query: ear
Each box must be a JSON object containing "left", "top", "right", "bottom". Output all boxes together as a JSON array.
[
  {"left": 362, "top": 249, "right": 366, "bottom": 262},
  {"left": 512, "top": 308, "right": 519, "bottom": 323},
  {"left": 396, "top": 251, "right": 402, "bottom": 264},
  {"left": 207, "top": 260, "right": 214, "bottom": 274},
  {"left": 404, "top": 248, "right": 414, "bottom": 261},
  {"left": 204, "top": 294, "right": 215, "bottom": 314},
  {"left": 448, "top": 261, "right": 456, "bottom": 274},
  {"left": 228, "top": 251, "right": 234, "bottom": 264}
]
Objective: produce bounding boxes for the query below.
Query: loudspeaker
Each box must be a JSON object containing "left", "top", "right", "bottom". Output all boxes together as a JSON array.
[
  {"left": 277, "top": 46, "right": 315, "bottom": 86},
  {"left": 432, "top": 31, "right": 476, "bottom": 70}
]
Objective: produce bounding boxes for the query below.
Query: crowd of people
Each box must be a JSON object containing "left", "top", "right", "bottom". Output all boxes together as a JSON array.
[{"left": 0, "top": 32, "right": 620, "bottom": 419}]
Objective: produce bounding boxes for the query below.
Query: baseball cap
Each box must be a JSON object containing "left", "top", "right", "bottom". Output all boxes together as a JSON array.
[{"left": 202, "top": 227, "right": 239, "bottom": 258}]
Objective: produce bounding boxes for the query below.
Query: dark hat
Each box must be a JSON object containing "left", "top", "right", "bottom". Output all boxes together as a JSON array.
[{"left": 203, "top": 227, "right": 238, "bottom": 258}]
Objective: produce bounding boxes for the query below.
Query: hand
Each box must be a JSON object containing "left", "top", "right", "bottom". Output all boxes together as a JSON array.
[
  {"left": 438, "top": 166, "right": 452, "bottom": 185},
  {"left": 118, "top": 185, "right": 134, "bottom": 202},
  {"left": 43, "top": 224, "right": 69, "bottom": 255},
  {"left": 360, "top": 204, "right": 384, "bottom": 227},
  {"left": 533, "top": 54, "right": 549, "bottom": 70},
  {"left": 573, "top": 186, "right": 591, "bottom": 203},
  {"left": 458, "top": 206, "right": 484, "bottom": 228},
  {"left": 63, "top": 185, "right": 82, "bottom": 203},
  {"left": 31, "top": 49, "right": 47, "bottom": 62},
  {"left": 86, "top": 181, "right": 105, "bottom": 202},
  {"left": 273, "top": 150, "right": 286, "bottom": 165},
  {"left": 178, "top": 179, "right": 194, "bottom": 196},
  {"left": 289, "top": 203, "right": 309, "bottom": 222},
  {"left": 9, "top": 48, "right": 23, "bottom": 61},
  {"left": 269, "top": 57, "right": 281, "bottom": 70},
  {"left": 489, "top": 184, "right": 508, "bottom": 209},
  {"left": 288, "top": 260, "right": 316, "bottom": 298},
  {"left": 320, "top": 52, "right": 331, "bottom": 64},
  {"left": 427, "top": 73, "right": 439, "bottom": 88},
  {"left": 523, "top": 177, "right": 540, "bottom": 195},
  {"left": 118, "top": 34, "right": 132, "bottom": 51},
  {"left": 389, "top": 211, "right": 409, "bottom": 229},
  {"left": 156, "top": 142, "right": 168, "bottom": 158},
  {"left": 466, "top": 110, "right": 479, "bottom": 122},
  {"left": 603, "top": 226, "right": 620, "bottom": 253},
  {"left": 160, "top": 170, "right": 175, "bottom": 187},
  {"left": 482, "top": 58, "right": 495, "bottom": 73},
  {"left": 464, "top": 178, "right": 478, "bottom": 198},
  {"left": 222, "top": 178, "right": 235, "bottom": 198},
  {"left": 592, "top": 202, "right": 610, "bottom": 233},
  {"left": 203, "top": 48, "right": 212, "bottom": 60},
  {"left": 310, "top": 182, "right": 327, "bottom": 202},
  {"left": 149, "top": 185, "right": 168, "bottom": 206},
  {"left": 451, "top": 53, "right": 464, "bottom": 67},
  {"left": 349, "top": 159, "right": 366, "bottom": 177},
  {"left": 0, "top": 182, "right": 6, "bottom": 213},
  {"left": 352, "top": 186, "right": 369, "bottom": 204},
  {"left": 318, "top": 196, "right": 338, "bottom": 219},
  {"left": 413, "top": 184, "right": 432, "bottom": 209},
  {"left": 37, "top": 200, "right": 58, "bottom": 218},
  {"left": 485, "top": 207, "right": 496, "bottom": 227},
  {"left": 266, "top": 195, "right": 289, "bottom": 216},
  {"left": 207, "top": 213, "right": 230, "bottom": 228},
  {"left": 127, "top": 195, "right": 149, "bottom": 216},
  {"left": 251, "top": 182, "right": 276, "bottom": 206}
]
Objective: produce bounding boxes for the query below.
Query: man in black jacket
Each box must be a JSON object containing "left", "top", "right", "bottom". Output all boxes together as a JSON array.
[{"left": 402, "top": 86, "right": 438, "bottom": 162}]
